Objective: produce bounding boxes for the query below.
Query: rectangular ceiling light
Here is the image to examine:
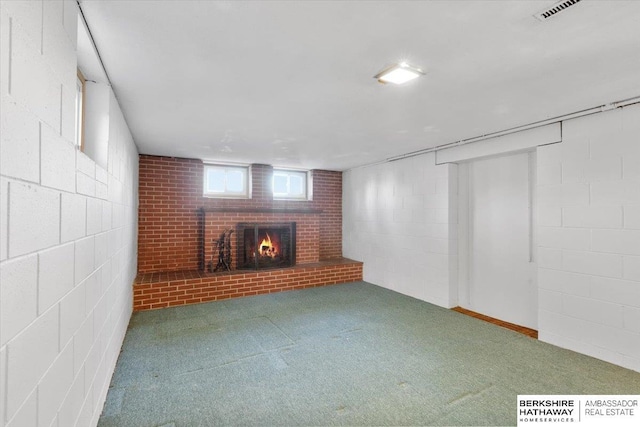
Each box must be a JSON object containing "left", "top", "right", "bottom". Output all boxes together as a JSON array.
[{"left": 374, "top": 62, "right": 425, "bottom": 85}]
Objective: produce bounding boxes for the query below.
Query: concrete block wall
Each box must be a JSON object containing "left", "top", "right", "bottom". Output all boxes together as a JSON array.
[
  {"left": 0, "top": 2, "right": 139, "bottom": 426},
  {"left": 343, "top": 152, "right": 458, "bottom": 307},
  {"left": 537, "top": 103, "right": 640, "bottom": 372}
]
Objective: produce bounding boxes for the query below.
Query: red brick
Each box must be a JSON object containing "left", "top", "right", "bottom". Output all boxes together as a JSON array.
[
  {"left": 138, "top": 155, "right": 342, "bottom": 273},
  {"left": 133, "top": 260, "right": 362, "bottom": 312}
]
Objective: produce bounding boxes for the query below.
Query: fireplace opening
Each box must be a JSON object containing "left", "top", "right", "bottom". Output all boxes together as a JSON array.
[{"left": 237, "top": 223, "right": 296, "bottom": 270}]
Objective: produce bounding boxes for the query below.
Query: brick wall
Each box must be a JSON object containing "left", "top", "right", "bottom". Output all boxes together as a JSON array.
[
  {"left": 314, "top": 170, "right": 343, "bottom": 259},
  {"left": 138, "top": 156, "right": 342, "bottom": 273}
]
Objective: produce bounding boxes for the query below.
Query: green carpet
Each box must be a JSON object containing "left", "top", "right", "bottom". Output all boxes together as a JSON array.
[{"left": 98, "top": 281, "right": 640, "bottom": 426}]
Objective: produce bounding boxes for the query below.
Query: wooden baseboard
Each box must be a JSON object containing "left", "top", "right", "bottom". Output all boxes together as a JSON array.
[{"left": 451, "top": 306, "right": 538, "bottom": 339}]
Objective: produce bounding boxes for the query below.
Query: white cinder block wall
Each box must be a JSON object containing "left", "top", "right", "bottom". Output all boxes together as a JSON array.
[
  {"left": 537, "top": 104, "right": 640, "bottom": 372},
  {"left": 343, "top": 153, "right": 458, "bottom": 307},
  {"left": 344, "top": 104, "right": 640, "bottom": 373},
  {"left": 0, "top": 2, "right": 139, "bottom": 427}
]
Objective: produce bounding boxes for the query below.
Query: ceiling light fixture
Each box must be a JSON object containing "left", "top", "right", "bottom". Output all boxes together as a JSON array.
[{"left": 374, "top": 62, "right": 425, "bottom": 85}]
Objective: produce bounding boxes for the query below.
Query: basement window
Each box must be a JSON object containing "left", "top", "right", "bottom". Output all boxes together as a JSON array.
[
  {"left": 273, "top": 169, "right": 311, "bottom": 200},
  {"left": 75, "top": 69, "right": 86, "bottom": 151},
  {"left": 204, "top": 164, "right": 250, "bottom": 198}
]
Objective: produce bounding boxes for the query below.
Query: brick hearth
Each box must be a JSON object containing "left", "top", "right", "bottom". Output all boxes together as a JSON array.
[
  {"left": 133, "top": 259, "right": 363, "bottom": 311},
  {"left": 136, "top": 155, "right": 360, "bottom": 311}
]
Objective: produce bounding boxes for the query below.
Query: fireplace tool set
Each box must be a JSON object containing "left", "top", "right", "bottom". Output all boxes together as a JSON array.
[{"left": 209, "top": 228, "right": 234, "bottom": 272}]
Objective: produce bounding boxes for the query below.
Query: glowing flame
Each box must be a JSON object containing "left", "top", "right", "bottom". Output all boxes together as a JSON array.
[{"left": 259, "top": 233, "right": 278, "bottom": 258}]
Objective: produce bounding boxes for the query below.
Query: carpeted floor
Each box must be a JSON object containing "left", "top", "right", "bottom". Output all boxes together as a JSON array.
[{"left": 98, "top": 281, "right": 640, "bottom": 426}]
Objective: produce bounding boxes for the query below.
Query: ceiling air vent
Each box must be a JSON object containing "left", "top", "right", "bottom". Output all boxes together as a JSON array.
[{"left": 533, "top": 0, "right": 582, "bottom": 21}]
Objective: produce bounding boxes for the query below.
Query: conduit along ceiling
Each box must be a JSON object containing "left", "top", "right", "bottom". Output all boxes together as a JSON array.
[{"left": 78, "top": 0, "right": 640, "bottom": 171}]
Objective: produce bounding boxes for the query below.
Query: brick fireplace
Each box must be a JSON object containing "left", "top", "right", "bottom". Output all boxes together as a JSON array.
[
  {"left": 236, "top": 222, "right": 296, "bottom": 270},
  {"left": 202, "top": 210, "right": 321, "bottom": 272},
  {"left": 135, "top": 156, "right": 362, "bottom": 311}
]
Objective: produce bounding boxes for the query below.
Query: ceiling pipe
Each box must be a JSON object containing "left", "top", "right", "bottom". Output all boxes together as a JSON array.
[
  {"left": 76, "top": 0, "right": 113, "bottom": 86},
  {"left": 364, "top": 94, "right": 640, "bottom": 166}
]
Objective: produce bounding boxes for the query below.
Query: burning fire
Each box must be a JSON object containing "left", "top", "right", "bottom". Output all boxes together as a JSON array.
[{"left": 259, "top": 233, "right": 278, "bottom": 258}]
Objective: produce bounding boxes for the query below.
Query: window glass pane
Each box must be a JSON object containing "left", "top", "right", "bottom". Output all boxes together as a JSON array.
[
  {"left": 204, "top": 165, "right": 249, "bottom": 198},
  {"left": 226, "top": 170, "right": 244, "bottom": 192},
  {"left": 273, "top": 170, "right": 308, "bottom": 199},
  {"left": 273, "top": 174, "right": 288, "bottom": 194},
  {"left": 207, "top": 169, "right": 225, "bottom": 192},
  {"left": 75, "top": 76, "right": 83, "bottom": 148},
  {"left": 289, "top": 175, "right": 304, "bottom": 195}
]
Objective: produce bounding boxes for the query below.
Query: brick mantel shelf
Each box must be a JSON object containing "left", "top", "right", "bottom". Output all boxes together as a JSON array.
[{"left": 198, "top": 207, "right": 324, "bottom": 214}]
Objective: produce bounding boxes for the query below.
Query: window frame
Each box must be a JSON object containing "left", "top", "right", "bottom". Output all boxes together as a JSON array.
[
  {"left": 203, "top": 164, "right": 251, "bottom": 199},
  {"left": 272, "top": 169, "right": 312, "bottom": 201},
  {"left": 75, "top": 69, "right": 86, "bottom": 151}
]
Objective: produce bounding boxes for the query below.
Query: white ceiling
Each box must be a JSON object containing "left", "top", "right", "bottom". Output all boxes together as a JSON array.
[{"left": 79, "top": 0, "right": 640, "bottom": 171}]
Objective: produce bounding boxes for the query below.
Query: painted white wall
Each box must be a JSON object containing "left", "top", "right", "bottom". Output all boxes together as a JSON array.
[
  {"left": 344, "top": 104, "right": 640, "bottom": 373},
  {"left": 0, "top": 2, "right": 139, "bottom": 427},
  {"left": 537, "top": 104, "right": 640, "bottom": 372},
  {"left": 343, "top": 153, "right": 458, "bottom": 307}
]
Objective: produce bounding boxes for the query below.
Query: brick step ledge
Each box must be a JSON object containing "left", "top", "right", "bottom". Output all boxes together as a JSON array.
[{"left": 133, "top": 258, "right": 363, "bottom": 312}]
